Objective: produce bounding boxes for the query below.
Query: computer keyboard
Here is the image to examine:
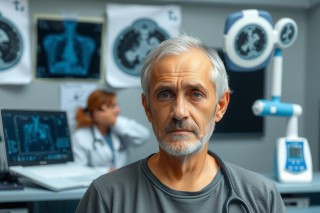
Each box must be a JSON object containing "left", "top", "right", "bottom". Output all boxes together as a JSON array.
[{"left": 27, "top": 164, "right": 96, "bottom": 179}]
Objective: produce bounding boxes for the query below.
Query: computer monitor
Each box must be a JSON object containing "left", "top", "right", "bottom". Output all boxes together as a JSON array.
[{"left": 1, "top": 109, "right": 74, "bottom": 166}]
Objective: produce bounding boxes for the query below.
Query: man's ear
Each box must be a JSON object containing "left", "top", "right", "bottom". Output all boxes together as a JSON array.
[
  {"left": 142, "top": 93, "right": 152, "bottom": 122},
  {"left": 215, "top": 91, "right": 230, "bottom": 122}
]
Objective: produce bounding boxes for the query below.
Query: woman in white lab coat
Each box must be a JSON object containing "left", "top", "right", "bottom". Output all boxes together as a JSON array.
[{"left": 72, "top": 89, "right": 150, "bottom": 172}]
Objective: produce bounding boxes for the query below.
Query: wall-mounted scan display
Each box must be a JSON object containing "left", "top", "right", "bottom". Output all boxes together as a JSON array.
[
  {"left": 0, "top": 0, "right": 31, "bottom": 84},
  {"left": 223, "top": 10, "right": 274, "bottom": 72},
  {"left": 0, "top": 13, "right": 23, "bottom": 71},
  {"left": 34, "top": 15, "right": 103, "bottom": 80},
  {"left": 60, "top": 83, "right": 97, "bottom": 131},
  {"left": 114, "top": 18, "right": 169, "bottom": 77},
  {"left": 105, "top": 3, "right": 181, "bottom": 88},
  {"left": 274, "top": 18, "right": 298, "bottom": 49}
]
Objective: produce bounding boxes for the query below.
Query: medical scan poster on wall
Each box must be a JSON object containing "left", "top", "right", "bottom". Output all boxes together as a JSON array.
[
  {"left": 35, "top": 15, "right": 103, "bottom": 80},
  {"left": 105, "top": 4, "right": 181, "bottom": 88},
  {"left": 0, "top": 0, "right": 31, "bottom": 84},
  {"left": 60, "top": 83, "right": 97, "bottom": 131}
]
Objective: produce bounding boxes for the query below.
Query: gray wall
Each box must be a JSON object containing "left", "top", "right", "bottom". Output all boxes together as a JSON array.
[
  {"left": 305, "top": 4, "right": 320, "bottom": 175},
  {"left": 0, "top": 0, "right": 318, "bottom": 174}
]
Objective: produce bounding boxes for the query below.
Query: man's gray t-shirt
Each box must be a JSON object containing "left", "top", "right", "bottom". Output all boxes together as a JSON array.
[{"left": 76, "top": 151, "right": 285, "bottom": 213}]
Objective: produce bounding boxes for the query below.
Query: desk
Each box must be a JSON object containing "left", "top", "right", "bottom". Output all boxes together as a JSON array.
[
  {"left": 265, "top": 172, "right": 320, "bottom": 194},
  {"left": 0, "top": 183, "right": 86, "bottom": 203},
  {"left": 0, "top": 180, "right": 86, "bottom": 213},
  {"left": 265, "top": 172, "right": 320, "bottom": 213}
]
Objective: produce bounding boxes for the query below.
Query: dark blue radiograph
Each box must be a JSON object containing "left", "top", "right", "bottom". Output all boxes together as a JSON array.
[
  {"left": 23, "top": 116, "right": 54, "bottom": 152},
  {"left": 36, "top": 18, "right": 102, "bottom": 79},
  {"left": 2, "top": 110, "right": 73, "bottom": 165},
  {"left": 43, "top": 21, "right": 95, "bottom": 76}
]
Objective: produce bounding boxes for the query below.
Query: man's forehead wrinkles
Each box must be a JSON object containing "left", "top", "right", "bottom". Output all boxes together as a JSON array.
[
  {"left": 152, "top": 80, "right": 207, "bottom": 92},
  {"left": 153, "top": 70, "right": 199, "bottom": 78}
]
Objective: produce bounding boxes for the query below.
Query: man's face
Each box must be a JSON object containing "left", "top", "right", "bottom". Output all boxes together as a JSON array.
[{"left": 142, "top": 48, "right": 229, "bottom": 156}]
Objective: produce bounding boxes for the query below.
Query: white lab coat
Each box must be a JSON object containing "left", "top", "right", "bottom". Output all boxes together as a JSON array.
[{"left": 72, "top": 116, "right": 149, "bottom": 171}]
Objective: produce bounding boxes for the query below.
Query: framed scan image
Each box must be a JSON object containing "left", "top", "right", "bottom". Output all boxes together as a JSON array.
[{"left": 33, "top": 14, "right": 104, "bottom": 81}]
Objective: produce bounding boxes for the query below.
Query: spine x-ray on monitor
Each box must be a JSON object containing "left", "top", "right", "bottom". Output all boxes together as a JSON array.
[{"left": 223, "top": 9, "right": 312, "bottom": 183}]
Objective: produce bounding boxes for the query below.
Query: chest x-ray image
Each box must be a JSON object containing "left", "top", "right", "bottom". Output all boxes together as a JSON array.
[
  {"left": 35, "top": 16, "right": 103, "bottom": 80},
  {"left": 23, "top": 116, "right": 54, "bottom": 153}
]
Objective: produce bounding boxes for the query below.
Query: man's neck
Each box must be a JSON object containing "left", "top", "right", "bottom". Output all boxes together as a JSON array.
[{"left": 147, "top": 146, "right": 219, "bottom": 192}]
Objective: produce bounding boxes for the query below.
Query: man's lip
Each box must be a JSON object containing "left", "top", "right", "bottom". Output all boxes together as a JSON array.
[{"left": 168, "top": 129, "right": 192, "bottom": 133}]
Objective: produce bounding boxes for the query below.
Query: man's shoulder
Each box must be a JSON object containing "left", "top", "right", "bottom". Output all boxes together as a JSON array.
[
  {"left": 223, "top": 162, "right": 285, "bottom": 212},
  {"left": 225, "top": 161, "right": 275, "bottom": 187},
  {"left": 93, "top": 160, "right": 143, "bottom": 187}
]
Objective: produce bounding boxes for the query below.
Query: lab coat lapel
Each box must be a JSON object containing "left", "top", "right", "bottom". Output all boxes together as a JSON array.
[{"left": 92, "top": 126, "right": 114, "bottom": 158}]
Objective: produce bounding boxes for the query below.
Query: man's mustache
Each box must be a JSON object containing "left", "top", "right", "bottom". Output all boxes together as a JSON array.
[{"left": 164, "top": 119, "right": 199, "bottom": 134}]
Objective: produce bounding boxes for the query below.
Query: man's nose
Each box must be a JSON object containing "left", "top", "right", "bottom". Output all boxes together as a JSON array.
[{"left": 171, "top": 95, "right": 189, "bottom": 120}]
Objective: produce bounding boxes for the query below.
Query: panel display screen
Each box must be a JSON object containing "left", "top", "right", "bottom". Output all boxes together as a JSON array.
[
  {"left": 1, "top": 109, "right": 73, "bottom": 166},
  {"left": 214, "top": 49, "right": 264, "bottom": 134}
]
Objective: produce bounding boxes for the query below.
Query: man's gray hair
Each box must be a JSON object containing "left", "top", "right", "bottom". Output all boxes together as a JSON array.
[{"left": 140, "top": 34, "right": 230, "bottom": 102}]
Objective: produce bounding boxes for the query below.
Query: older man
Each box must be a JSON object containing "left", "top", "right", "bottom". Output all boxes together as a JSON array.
[{"left": 76, "top": 34, "right": 285, "bottom": 213}]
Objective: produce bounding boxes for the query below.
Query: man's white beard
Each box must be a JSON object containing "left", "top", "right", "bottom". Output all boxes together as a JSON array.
[{"left": 158, "top": 116, "right": 216, "bottom": 157}]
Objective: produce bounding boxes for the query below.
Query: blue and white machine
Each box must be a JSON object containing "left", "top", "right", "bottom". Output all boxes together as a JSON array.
[
  {"left": 275, "top": 116, "right": 312, "bottom": 183},
  {"left": 224, "top": 9, "right": 312, "bottom": 183},
  {"left": 224, "top": 9, "right": 275, "bottom": 72}
]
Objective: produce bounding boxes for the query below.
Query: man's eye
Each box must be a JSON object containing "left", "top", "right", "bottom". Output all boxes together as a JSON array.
[
  {"left": 157, "top": 91, "right": 173, "bottom": 100},
  {"left": 191, "top": 91, "right": 204, "bottom": 100}
]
